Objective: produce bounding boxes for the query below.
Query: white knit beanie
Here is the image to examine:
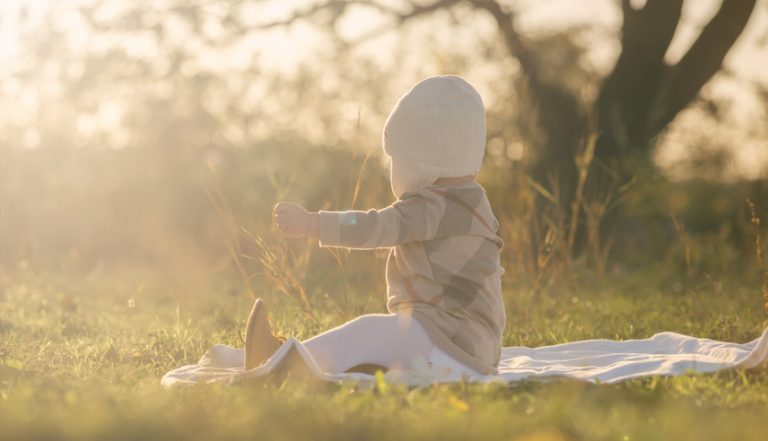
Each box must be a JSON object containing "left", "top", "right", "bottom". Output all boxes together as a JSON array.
[{"left": 383, "top": 75, "right": 486, "bottom": 198}]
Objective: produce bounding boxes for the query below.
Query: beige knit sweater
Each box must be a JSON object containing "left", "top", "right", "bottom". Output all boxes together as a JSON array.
[{"left": 317, "top": 182, "right": 506, "bottom": 374}]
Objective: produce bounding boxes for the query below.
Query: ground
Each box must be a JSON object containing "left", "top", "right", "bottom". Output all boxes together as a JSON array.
[{"left": 1, "top": 263, "right": 767, "bottom": 441}]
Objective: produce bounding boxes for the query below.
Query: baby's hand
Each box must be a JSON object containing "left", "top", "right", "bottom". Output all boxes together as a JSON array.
[{"left": 273, "top": 202, "right": 312, "bottom": 238}]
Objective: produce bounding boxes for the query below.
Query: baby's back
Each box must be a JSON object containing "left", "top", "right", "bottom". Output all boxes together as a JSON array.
[{"left": 385, "top": 182, "right": 506, "bottom": 374}]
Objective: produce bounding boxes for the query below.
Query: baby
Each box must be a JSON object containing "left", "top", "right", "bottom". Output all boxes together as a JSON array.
[{"left": 245, "top": 76, "right": 506, "bottom": 377}]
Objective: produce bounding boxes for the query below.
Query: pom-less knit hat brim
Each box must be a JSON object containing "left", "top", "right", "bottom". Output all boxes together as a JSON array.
[{"left": 389, "top": 155, "right": 477, "bottom": 198}]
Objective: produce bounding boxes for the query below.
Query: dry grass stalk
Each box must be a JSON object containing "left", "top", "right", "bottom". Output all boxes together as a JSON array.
[
  {"left": 566, "top": 132, "right": 598, "bottom": 261},
  {"left": 747, "top": 199, "right": 768, "bottom": 318},
  {"left": 206, "top": 160, "right": 320, "bottom": 323},
  {"left": 205, "top": 160, "right": 257, "bottom": 302},
  {"left": 240, "top": 229, "right": 320, "bottom": 324},
  {"left": 584, "top": 198, "right": 613, "bottom": 278},
  {"left": 520, "top": 128, "right": 621, "bottom": 281},
  {"left": 670, "top": 214, "right": 694, "bottom": 279}
]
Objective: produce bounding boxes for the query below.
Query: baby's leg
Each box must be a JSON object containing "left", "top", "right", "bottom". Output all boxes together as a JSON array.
[{"left": 302, "top": 313, "right": 434, "bottom": 374}]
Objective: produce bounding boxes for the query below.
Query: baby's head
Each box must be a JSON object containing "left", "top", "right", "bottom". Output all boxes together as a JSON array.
[{"left": 383, "top": 75, "right": 486, "bottom": 198}]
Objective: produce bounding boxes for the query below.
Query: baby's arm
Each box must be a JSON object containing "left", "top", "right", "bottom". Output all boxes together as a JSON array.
[{"left": 273, "top": 196, "right": 440, "bottom": 249}]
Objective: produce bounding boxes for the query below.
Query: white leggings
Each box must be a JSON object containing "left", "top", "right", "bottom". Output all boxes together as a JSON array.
[{"left": 302, "top": 313, "right": 480, "bottom": 376}]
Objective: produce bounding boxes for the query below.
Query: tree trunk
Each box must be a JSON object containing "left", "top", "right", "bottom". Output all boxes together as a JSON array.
[
  {"left": 596, "top": 0, "right": 757, "bottom": 168},
  {"left": 473, "top": 0, "right": 757, "bottom": 259}
]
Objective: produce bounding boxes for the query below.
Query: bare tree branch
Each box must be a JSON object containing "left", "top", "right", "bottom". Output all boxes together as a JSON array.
[
  {"left": 394, "top": 0, "right": 462, "bottom": 23},
  {"left": 253, "top": 1, "right": 351, "bottom": 29},
  {"left": 346, "top": 0, "right": 463, "bottom": 45},
  {"left": 470, "top": 0, "right": 586, "bottom": 178},
  {"left": 468, "top": 0, "right": 538, "bottom": 79},
  {"left": 251, "top": 0, "right": 460, "bottom": 30}
]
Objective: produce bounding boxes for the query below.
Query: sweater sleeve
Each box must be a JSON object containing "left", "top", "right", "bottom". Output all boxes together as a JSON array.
[{"left": 317, "top": 195, "right": 441, "bottom": 249}]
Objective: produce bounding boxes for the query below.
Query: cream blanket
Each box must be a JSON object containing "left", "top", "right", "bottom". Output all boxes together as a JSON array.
[{"left": 161, "top": 329, "right": 768, "bottom": 388}]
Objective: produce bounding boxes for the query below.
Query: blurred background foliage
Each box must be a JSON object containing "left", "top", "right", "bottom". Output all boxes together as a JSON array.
[{"left": 0, "top": 0, "right": 767, "bottom": 297}]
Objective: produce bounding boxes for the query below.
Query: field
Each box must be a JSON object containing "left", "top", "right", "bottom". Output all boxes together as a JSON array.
[
  {"left": 2, "top": 1, "right": 767, "bottom": 439},
  {"left": 2, "top": 259, "right": 767, "bottom": 441}
]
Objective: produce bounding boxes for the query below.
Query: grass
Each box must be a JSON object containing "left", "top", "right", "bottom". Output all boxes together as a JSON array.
[
  {"left": 1, "top": 260, "right": 768, "bottom": 441},
  {"left": 2, "top": 149, "right": 766, "bottom": 440}
]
